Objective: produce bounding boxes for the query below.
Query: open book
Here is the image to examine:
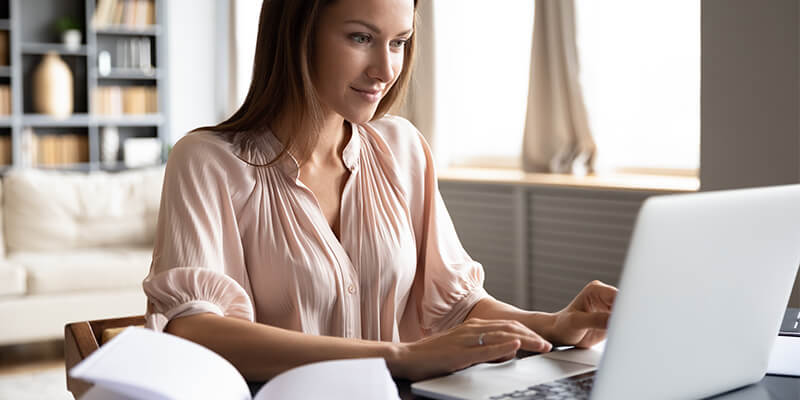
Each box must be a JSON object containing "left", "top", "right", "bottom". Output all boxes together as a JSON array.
[{"left": 70, "top": 327, "right": 400, "bottom": 400}]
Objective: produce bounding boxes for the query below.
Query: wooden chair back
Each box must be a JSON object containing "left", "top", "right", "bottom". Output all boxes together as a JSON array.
[{"left": 64, "top": 315, "right": 145, "bottom": 398}]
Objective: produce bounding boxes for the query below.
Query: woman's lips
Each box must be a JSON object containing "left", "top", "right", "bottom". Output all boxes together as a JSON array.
[{"left": 351, "top": 87, "right": 381, "bottom": 103}]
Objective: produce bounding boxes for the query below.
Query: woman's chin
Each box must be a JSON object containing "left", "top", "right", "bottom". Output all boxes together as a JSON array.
[{"left": 343, "top": 109, "right": 379, "bottom": 124}]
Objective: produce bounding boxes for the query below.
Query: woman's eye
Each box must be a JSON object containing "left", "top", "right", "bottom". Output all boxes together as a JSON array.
[
  {"left": 390, "top": 40, "right": 407, "bottom": 49},
  {"left": 351, "top": 34, "right": 370, "bottom": 44}
]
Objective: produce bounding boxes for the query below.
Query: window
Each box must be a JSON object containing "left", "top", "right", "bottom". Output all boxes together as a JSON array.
[
  {"left": 434, "top": 1, "right": 700, "bottom": 174},
  {"left": 575, "top": 0, "right": 700, "bottom": 174},
  {"left": 432, "top": 1, "right": 534, "bottom": 168},
  {"left": 233, "top": 0, "right": 261, "bottom": 110}
]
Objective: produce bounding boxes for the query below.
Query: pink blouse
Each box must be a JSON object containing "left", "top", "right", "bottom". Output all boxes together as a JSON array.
[{"left": 142, "top": 115, "right": 489, "bottom": 342}]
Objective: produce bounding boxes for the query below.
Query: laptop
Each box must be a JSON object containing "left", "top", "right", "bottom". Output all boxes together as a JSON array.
[{"left": 412, "top": 184, "right": 800, "bottom": 400}]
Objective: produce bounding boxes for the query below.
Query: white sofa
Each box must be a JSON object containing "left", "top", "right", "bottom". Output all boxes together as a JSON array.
[{"left": 0, "top": 166, "right": 164, "bottom": 345}]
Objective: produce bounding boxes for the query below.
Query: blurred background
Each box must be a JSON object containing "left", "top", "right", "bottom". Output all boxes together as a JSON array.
[{"left": 0, "top": 1, "right": 799, "bottom": 398}]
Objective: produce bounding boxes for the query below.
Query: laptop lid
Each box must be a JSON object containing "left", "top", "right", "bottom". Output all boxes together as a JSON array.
[{"left": 591, "top": 184, "right": 800, "bottom": 399}]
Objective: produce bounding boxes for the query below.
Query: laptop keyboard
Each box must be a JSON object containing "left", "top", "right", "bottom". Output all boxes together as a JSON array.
[
  {"left": 488, "top": 371, "right": 595, "bottom": 400},
  {"left": 779, "top": 307, "right": 800, "bottom": 337}
]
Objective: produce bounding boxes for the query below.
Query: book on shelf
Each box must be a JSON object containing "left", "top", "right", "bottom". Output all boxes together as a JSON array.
[
  {"left": 0, "top": 135, "right": 11, "bottom": 165},
  {"left": 0, "top": 85, "right": 10, "bottom": 115},
  {"left": 93, "top": 0, "right": 156, "bottom": 29},
  {"left": 94, "top": 86, "right": 157, "bottom": 115},
  {"left": 0, "top": 30, "right": 8, "bottom": 66},
  {"left": 32, "top": 134, "right": 89, "bottom": 166},
  {"left": 114, "top": 38, "right": 153, "bottom": 71},
  {"left": 70, "top": 327, "right": 400, "bottom": 400}
]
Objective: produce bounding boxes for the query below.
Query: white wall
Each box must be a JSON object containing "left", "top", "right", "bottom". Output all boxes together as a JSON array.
[{"left": 165, "top": 0, "right": 226, "bottom": 145}]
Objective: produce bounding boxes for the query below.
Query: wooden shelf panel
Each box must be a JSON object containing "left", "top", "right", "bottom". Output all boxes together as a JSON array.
[
  {"left": 93, "top": 25, "right": 161, "bottom": 36},
  {"left": 22, "top": 43, "right": 89, "bottom": 56}
]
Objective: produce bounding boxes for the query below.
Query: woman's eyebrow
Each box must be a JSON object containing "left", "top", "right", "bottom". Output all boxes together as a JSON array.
[{"left": 344, "top": 19, "right": 413, "bottom": 36}]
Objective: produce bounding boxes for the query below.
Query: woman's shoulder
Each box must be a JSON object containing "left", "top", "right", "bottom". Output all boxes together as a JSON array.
[
  {"left": 172, "top": 129, "right": 243, "bottom": 160},
  {"left": 366, "top": 114, "right": 420, "bottom": 143},
  {"left": 363, "top": 114, "right": 429, "bottom": 166},
  {"left": 166, "top": 129, "right": 246, "bottom": 174}
]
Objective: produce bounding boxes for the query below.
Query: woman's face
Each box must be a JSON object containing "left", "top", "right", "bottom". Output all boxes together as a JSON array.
[{"left": 312, "top": 0, "right": 414, "bottom": 124}]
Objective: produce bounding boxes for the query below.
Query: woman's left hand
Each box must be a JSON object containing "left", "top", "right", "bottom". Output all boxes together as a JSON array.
[{"left": 546, "top": 280, "right": 618, "bottom": 348}]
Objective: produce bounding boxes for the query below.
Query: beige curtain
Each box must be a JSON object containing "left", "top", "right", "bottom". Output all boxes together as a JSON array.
[
  {"left": 396, "top": 1, "right": 437, "bottom": 148},
  {"left": 522, "top": 0, "right": 595, "bottom": 174},
  {"left": 227, "top": 0, "right": 239, "bottom": 116}
]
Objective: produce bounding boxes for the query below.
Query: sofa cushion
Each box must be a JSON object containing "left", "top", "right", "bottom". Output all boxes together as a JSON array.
[
  {"left": 3, "top": 166, "right": 164, "bottom": 252},
  {"left": 10, "top": 247, "right": 153, "bottom": 295},
  {"left": 0, "top": 261, "right": 25, "bottom": 297}
]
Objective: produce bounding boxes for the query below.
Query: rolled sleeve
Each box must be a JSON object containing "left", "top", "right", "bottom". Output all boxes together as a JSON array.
[
  {"left": 142, "top": 132, "right": 253, "bottom": 332},
  {"left": 144, "top": 267, "right": 254, "bottom": 332}
]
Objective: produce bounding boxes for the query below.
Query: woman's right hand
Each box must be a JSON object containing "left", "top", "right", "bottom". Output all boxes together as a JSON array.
[{"left": 389, "top": 318, "right": 553, "bottom": 381}]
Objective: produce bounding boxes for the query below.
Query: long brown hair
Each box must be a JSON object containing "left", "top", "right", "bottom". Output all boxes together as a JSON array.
[{"left": 195, "top": 0, "right": 419, "bottom": 167}]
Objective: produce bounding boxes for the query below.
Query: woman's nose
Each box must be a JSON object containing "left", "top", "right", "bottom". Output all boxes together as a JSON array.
[{"left": 367, "top": 47, "right": 395, "bottom": 83}]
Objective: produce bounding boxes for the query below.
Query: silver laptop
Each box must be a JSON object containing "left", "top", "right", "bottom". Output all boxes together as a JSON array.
[{"left": 412, "top": 184, "right": 800, "bottom": 400}]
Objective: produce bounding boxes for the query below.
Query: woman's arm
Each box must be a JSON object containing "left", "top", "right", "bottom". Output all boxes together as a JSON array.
[
  {"left": 465, "top": 280, "right": 618, "bottom": 347},
  {"left": 166, "top": 312, "right": 551, "bottom": 382},
  {"left": 465, "top": 297, "right": 557, "bottom": 341}
]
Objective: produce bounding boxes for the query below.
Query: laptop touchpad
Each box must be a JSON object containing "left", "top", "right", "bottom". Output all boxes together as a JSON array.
[{"left": 411, "top": 356, "right": 596, "bottom": 400}]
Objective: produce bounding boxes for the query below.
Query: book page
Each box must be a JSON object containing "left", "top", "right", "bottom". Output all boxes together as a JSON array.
[
  {"left": 80, "top": 385, "right": 138, "bottom": 400},
  {"left": 70, "top": 327, "right": 251, "bottom": 400},
  {"left": 254, "top": 358, "right": 399, "bottom": 400}
]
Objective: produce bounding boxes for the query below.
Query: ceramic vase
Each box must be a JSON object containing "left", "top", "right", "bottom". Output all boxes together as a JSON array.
[
  {"left": 101, "top": 125, "right": 120, "bottom": 165},
  {"left": 33, "top": 52, "right": 73, "bottom": 119},
  {"left": 61, "top": 29, "right": 82, "bottom": 51}
]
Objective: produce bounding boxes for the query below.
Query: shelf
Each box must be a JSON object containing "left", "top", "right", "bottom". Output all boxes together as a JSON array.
[
  {"left": 22, "top": 43, "right": 88, "bottom": 56},
  {"left": 98, "top": 68, "right": 160, "bottom": 80},
  {"left": 93, "top": 114, "right": 164, "bottom": 126},
  {"left": 23, "top": 113, "right": 91, "bottom": 127},
  {"left": 2, "top": 0, "right": 167, "bottom": 174},
  {"left": 93, "top": 25, "right": 161, "bottom": 36},
  {"left": 23, "top": 113, "right": 165, "bottom": 127}
]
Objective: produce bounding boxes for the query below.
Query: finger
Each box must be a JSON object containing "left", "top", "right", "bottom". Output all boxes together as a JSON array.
[
  {"left": 467, "top": 339, "right": 521, "bottom": 365},
  {"left": 470, "top": 321, "right": 551, "bottom": 352},
  {"left": 473, "top": 331, "right": 551, "bottom": 353},
  {"left": 591, "top": 282, "right": 618, "bottom": 309},
  {"left": 472, "top": 319, "right": 540, "bottom": 339},
  {"left": 569, "top": 311, "right": 611, "bottom": 330}
]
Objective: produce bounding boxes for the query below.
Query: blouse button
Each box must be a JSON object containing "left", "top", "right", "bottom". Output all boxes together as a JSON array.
[{"left": 347, "top": 285, "right": 356, "bottom": 294}]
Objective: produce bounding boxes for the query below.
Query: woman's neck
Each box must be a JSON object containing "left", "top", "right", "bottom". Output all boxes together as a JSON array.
[
  {"left": 309, "top": 115, "right": 349, "bottom": 167},
  {"left": 271, "top": 111, "right": 349, "bottom": 168}
]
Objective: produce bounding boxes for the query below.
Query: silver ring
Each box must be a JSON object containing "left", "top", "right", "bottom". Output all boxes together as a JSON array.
[{"left": 478, "top": 332, "right": 486, "bottom": 346}]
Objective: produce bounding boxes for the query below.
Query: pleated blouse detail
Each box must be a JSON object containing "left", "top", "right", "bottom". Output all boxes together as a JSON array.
[{"left": 142, "top": 116, "right": 489, "bottom": 342}]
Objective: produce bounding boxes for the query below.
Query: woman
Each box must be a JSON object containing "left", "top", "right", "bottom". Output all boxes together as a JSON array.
[{"left": 143, "top": 0, "right": 617, "bottom": 382}]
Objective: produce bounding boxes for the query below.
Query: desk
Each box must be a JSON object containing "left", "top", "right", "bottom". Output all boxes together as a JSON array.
[{"left": 396, "top": 374, "right": 800, "bottom": 400}]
